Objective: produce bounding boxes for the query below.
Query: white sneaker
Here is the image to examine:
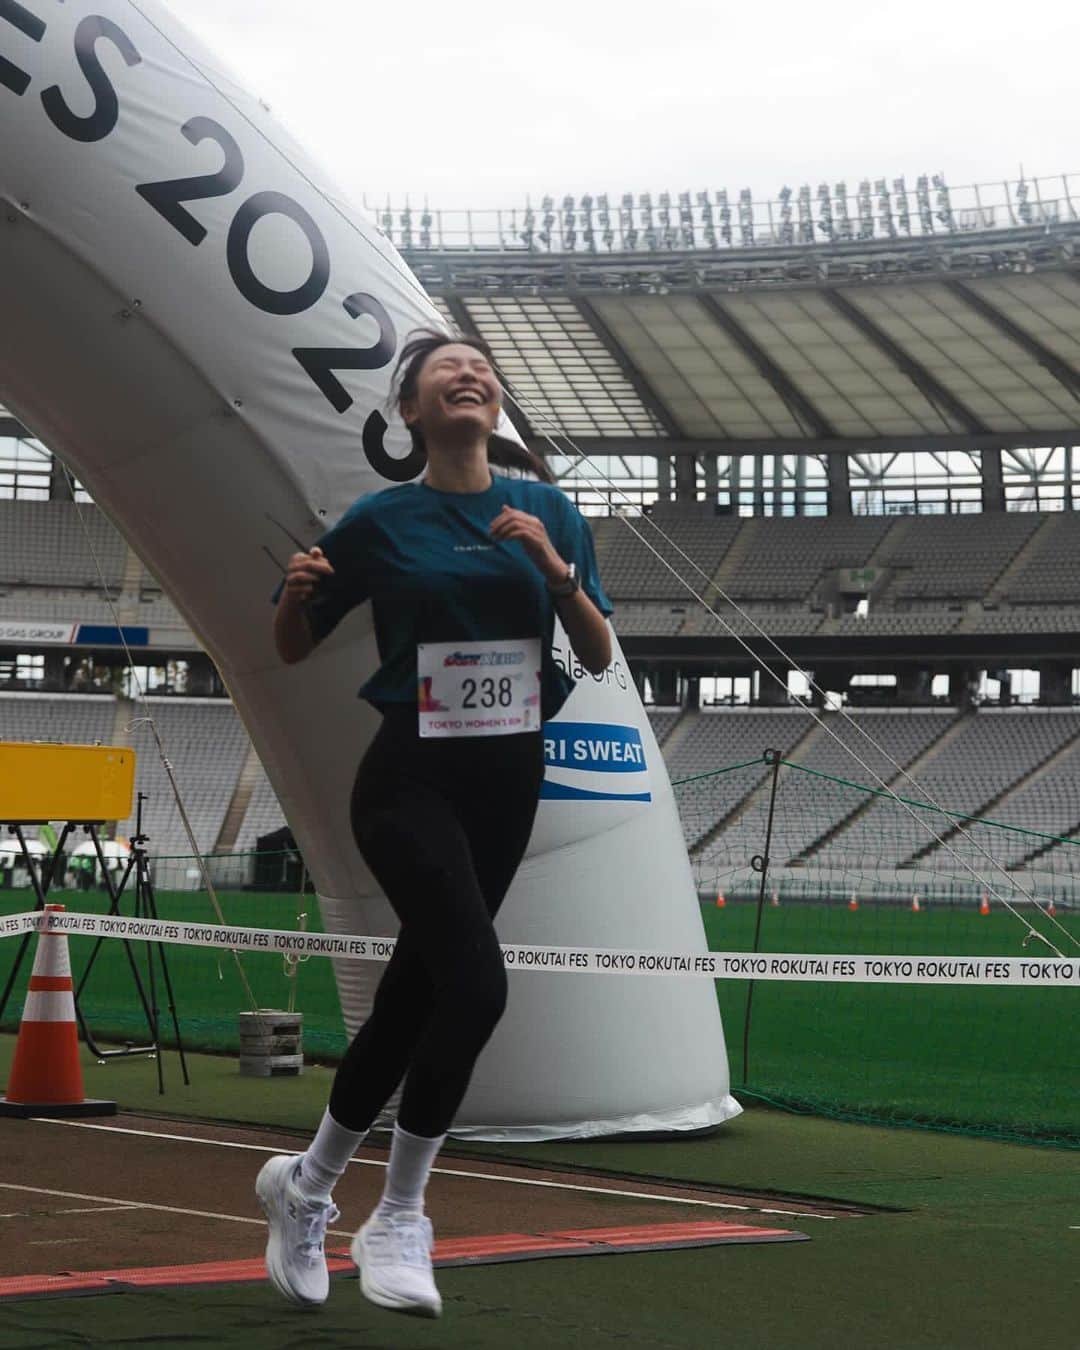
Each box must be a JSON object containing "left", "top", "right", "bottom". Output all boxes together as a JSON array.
[
  {"left": 351, "top": 1210, "right": 442, "bottom": 1318},
  {"left": 256, "top": 1154, "right": 341, "bottom": 1306}
]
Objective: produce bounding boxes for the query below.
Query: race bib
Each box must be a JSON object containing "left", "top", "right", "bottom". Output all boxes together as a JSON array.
[{"left": 417, "top": 639, "right": 542, "bottom": 738}]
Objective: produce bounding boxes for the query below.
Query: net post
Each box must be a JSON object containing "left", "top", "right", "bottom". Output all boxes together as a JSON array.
[{"left": 741, "top": 747, "right": 783, "bottom": 1087}]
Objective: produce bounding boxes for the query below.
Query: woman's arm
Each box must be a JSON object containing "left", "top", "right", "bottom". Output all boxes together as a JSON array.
[
  {"left": 274, "top": 546, "right": 335, "bottom": 664},
  {"left": 552, "top": 586, "right": 612, "bottom": 675},
  {"left": 488, "top": 506, "right": 612, "bottom": 675}
]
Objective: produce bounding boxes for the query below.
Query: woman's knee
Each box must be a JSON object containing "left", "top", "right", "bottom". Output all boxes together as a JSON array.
[{"left": 448, "top": 944, "right": 507, "bottom": 1041}]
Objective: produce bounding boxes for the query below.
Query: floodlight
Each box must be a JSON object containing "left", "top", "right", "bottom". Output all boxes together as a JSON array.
[
  {"left": 931, "top": 174, "right": 954, "bottom": 231},
  {"left": 678, "top": 191, "right": 695, "bottom": 247},
  {"left": 738, "top": 188, "right": 754, "bottom": 246},
  {"left": 797, "top": 185, "right": 813, "bottom": 242},
  {"left": 834, "top": 181, "right": 852, "bottom": 241},
  {"left": 1016, "top": 178, "right": 1033, "bottom": 225},
  {"left": 716, "top": 190, "right": 732, "bottom": 245},
  {"left": 892, "top": 176, "right": 911, "bottom": 234},
  {"left": 539, "top": 196, "right": 555, "bottom": 248},
  {"left": 697, "top": 192, "right": 716, "bottom": 247},
  {"left": 734, "top": 187, "right": 750, "bottom": 245},
  {"left": 915, "top": 175, "right": 933, "bottom": 233},
  {"left": 874, "top": 179, "right": 894, "bottom": 238},
  {"left": 777, "top": 186, "right": 794, "bottom": 246},
  {"left": 637, "top": 193, "right": 657, "bottom": 250},
  {"left": 596, "top": 195, "right": 613, "bottom": 250},
  {"left": 816, "top": 183, "right": 834, "bottom": 239},
  {"left": 657, "top": 193, "right": 677, "bottom": 249},
  {"left": 561, "top": 196, "right": 576, "bottom": 248},
  {"left": 620, "top": 193, "right": 636, "bottom": 249},
  {"left": 857, "top": 180, "right": 874, "bottom": 239},
  {"left": 577, "top": 194, "right": 595, "bottom": 252}
]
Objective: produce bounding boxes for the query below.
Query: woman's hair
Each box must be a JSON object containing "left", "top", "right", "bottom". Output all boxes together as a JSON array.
[{"left": 391, "top": 328, "right": 554, "bottom": 483}]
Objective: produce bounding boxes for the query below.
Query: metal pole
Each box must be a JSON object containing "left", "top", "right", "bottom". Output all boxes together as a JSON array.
[{"left": 741, "top": 747, "right": 783, "bottom": 1087}]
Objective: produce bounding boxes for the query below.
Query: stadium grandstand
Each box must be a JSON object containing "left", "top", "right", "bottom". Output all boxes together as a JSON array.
[{"left": 3, "top": 169, "right": 1080, "bottom": 886}]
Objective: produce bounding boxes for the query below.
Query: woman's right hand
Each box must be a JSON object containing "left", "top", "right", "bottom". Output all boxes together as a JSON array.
[{"left": 282, "top": 546, "right": 335, "bottom": 603}]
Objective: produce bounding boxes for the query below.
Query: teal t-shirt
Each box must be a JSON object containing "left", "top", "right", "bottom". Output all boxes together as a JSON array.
[{"left": 303, "top": 477, "right": 613, "bottom": 721}]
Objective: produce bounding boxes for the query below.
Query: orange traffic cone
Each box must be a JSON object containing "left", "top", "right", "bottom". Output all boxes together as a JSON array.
[
  {"left": 979, "top": 893, "right": 991, "bottom": 917},
  {"left": 848, "top": 893, "right": 859, "bottom": 912},
  {"left": 0, "top": 905, "right": 115, "bottom": 1118},
  {"left": 715, "top": 892, "right": 726, "bottom": 909},
  {"left": 911, "top": 893, "right": 921, "bottom": 913}
]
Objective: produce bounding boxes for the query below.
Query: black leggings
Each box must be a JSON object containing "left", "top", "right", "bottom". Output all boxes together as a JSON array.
[{"left": 328, "top": 707, "right": 544, "bottom": 1137}]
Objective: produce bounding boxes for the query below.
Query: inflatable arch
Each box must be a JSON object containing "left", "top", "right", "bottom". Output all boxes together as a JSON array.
[{"left": 0, "top": 0, "right": 739, "bottom": 1137}]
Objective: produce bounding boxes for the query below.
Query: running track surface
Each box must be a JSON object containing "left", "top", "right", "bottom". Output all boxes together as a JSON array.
[{"left": 0, "top": 1113, "right": 836, "bottom": 1292}]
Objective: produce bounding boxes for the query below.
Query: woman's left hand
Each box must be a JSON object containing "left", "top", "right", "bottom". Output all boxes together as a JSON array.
[{"left": 489, "top": 506, "right": 567, "bottom": 585}]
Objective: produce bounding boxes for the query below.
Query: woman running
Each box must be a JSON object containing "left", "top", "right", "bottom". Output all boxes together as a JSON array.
[{"left": 256, "top": 329, "right": 613, "bottom": 1318}]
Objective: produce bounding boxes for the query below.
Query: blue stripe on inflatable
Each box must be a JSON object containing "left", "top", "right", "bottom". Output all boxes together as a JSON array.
[{"left": 540, "top": 780, "right": 652, "bottom": 803}]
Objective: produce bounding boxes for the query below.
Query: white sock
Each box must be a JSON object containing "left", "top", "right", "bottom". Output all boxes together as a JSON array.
[
  {"left": 375, "top": 1122, "right": 446, "bottom": 1218},
  {"left": 296, "top": 1108, "right": 367, "bottom": 1202}
]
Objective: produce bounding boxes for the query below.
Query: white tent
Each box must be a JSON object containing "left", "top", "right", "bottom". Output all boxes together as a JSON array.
[
  {"left": 71, "top": 839, "right": 131, "bottom": 875},
  {"left": 0, "top": 837, "right": 48, "bottom": 890}
]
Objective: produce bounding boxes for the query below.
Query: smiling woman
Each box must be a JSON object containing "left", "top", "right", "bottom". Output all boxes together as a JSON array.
[{"left": 263, "top": 327, "right": 617, "bottom": 1315}]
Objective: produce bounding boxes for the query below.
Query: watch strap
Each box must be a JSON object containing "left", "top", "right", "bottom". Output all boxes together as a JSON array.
[{"left": 547, "top": 562, "right": 580, "bottom": 597}]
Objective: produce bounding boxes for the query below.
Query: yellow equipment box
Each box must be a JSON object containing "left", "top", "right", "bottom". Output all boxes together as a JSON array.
[{"left": 0, "top": 742, "right": 136, "bottom": 822}]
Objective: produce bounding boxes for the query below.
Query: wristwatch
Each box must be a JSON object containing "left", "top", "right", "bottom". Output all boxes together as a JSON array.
[{"left": 547, "top": 562, "right": 580, "bottom": 598}]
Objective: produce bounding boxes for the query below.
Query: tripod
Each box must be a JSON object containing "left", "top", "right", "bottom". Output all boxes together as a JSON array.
[{"left": 75, "top": 793, "right": 190, "bottom": 1094}]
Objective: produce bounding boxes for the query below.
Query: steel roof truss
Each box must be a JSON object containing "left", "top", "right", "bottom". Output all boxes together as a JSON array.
[
  {"left": 695, "top": 294, "right": 837, "bottom": 439},
  {"left": 821, "top": 289, "right": 990, "bottom": 436},
  {"left": 948, "top": 280, "right": 1080, "bottom": 404},
  {"left": 572, "top": 296, "right": 685, "bottom": 437}
]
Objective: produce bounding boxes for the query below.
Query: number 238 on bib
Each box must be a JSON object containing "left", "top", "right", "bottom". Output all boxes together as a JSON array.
[{"left": 417, "top": 640, "right": 542, "bottom": 739}]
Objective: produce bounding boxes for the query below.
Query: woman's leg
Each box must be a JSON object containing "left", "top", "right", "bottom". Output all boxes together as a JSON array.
[
  {"left": 348, "top": 733, "right": 543, "bottom": 1318},
  {"left": 261, "top": 723, "right": 542, "bottom": 1313},
  {"left": 343, "top": 779, "right": 510, "bottom": 1138}
]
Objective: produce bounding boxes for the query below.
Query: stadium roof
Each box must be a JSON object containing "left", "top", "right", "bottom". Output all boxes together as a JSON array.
[
  {"left": 427, "top": 275, "right": 1080, "bottom": 455},
  {"left": 375, "top": 173, "right": 1080, "bottom": 459}
]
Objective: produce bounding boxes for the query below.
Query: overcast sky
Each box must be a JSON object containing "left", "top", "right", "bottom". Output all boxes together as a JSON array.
[{"left": 171, "top": 1, "right": 1075, "bottom": 212}]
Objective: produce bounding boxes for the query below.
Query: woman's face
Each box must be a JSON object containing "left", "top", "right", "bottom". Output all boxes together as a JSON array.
[{"left": 402, "top": 343, "right": 502, "bottom": 445}]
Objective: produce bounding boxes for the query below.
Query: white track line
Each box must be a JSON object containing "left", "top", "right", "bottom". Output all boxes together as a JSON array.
[
  {"left": 0, "top": 1182, "right": 355, "bottom": 1240},
  {"left": 56, "top": 1205, "right": 141, "bottom": 1215},
  {"left": 31, "top": 1118, "right": 832, "bottom": 1220}
]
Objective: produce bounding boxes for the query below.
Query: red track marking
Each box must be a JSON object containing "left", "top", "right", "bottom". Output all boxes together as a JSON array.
[{"left": 0, "top": 1219, "right": 808, "bottom": 1300}]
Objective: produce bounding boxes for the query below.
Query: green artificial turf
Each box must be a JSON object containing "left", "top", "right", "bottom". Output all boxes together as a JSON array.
[
  {"left": 0, "top": 889, "right": 349, "bottom": 1056},
  {"left": 700, "top": 902, "right": 1080, "bottom": 1143}
]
